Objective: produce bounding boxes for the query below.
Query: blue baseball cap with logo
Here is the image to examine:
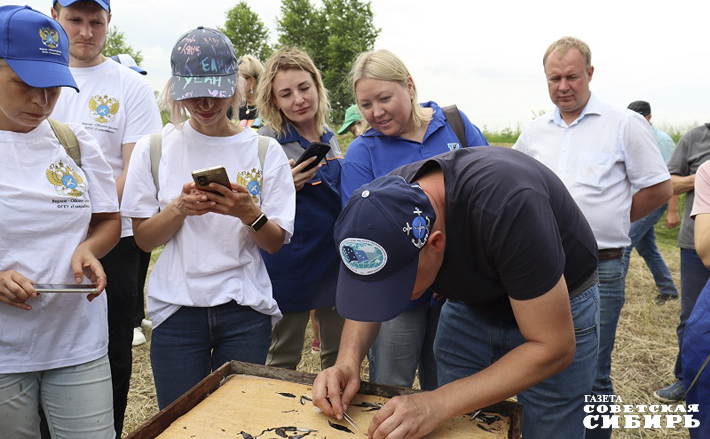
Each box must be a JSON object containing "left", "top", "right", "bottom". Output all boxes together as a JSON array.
[
  {"left": 0, "top": 5, "right": 78, "bottom": 91},
  {"left": 54, "top": 0, "right": 110, "bottom": 12},
  {"left": 334, "top": 175, "right": 436, "bottom": 322},
  {"left": 170, "top": 26, "right": 239, "bottom": 101}
]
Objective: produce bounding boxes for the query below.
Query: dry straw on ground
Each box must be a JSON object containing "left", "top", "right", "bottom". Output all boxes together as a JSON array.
[{"left": 123, "top": 247, "right": 689, "bottom": 438}]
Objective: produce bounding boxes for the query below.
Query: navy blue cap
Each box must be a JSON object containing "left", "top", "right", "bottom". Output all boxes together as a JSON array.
[
  {"left": 55, "top": 0, "right": 110, "bottom": 11},
  {"left": 334, "top": 175, "right": 436, "bottom": 322},
  {"left": 0, "top": 5, "right": 78, "bottom": 91},
  {"left": 628, "top": 100, "right": 651, "bottom": 117}
]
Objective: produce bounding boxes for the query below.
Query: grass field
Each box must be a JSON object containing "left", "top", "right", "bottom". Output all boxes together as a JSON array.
[{"left": 123, "top": 216, "right": 690, "bottom": 438}]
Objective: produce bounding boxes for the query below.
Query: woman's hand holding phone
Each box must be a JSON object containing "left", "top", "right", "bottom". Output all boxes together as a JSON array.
[
  {"left": 290, "top": 157, "right": 322, "bottom": 191},
  {"left": 0, "top": 270, "right": 36, "bottom": 311}
]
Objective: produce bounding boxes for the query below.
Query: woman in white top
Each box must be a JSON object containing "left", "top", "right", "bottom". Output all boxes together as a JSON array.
[
  {"left": 0, "top": 6, "right": 120, "bottom": 438},
  {"left": 121, "top": 27, "right": 296, "bottom": 409}
]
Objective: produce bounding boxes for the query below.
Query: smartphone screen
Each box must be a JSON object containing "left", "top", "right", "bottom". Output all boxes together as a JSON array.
[{"left": 33, "top": 284, "right": 99, "bottom": 293}]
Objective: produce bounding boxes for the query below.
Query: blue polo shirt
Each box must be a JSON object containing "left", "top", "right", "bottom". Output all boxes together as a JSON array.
[
  {"left": 340, "top": 101, "right": 489, "bottom": 308},
  {"left": 341, "top": 101, "right": 488, "bottom": 206},
  {"left": 260, "top": 124, "right": 343, "bottom": 313}
]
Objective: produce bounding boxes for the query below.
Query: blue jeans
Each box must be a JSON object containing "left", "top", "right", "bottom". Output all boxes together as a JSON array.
[
  {"left": 622, "top": 204, "right": 678, "bottom": 297},
  {"left": 682, "top": 278, "right": 710, "bottom": 439},
  {"left": 0, "top": 355, "right": 114, "bottom": 439},
  {"left": 675, "top": 248, "right": 710, "bottom": 380},
  {"left": 435, "top": 285, "right": 599, "bottom": 439},
  {"left": 584, "top": 258, "right": 626, "bottom": 439},
  {"left": 368, "top": 300, "right": 441, "bottom": 391},
  {"left": 150, "top": 301, "right": 271, "bottom": 409}
]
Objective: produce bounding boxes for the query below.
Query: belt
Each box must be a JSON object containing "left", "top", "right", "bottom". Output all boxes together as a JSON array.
[
  {"left": 569, "top": 271, "right": 598, "bottom": 299},
  {"left": 598, "top": 248, "right": 623, "bottom": 261}
]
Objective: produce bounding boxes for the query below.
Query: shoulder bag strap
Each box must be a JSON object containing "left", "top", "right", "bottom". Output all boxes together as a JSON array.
[
  {"left": 48, "top": 118, "right": 81, "bottom": 167},
  {"left": 149, "top": 132, "right": 162, "bottom": 195},
  {"left": 442, "top": 104, "right": 467, "bottom": 147}
]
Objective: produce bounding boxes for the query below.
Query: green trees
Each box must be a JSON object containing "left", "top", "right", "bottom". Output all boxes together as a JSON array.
[
  {"left": 221, "top": 0, "right": 379, "bottom": 121},
  {"left": 102, "top": 26, "right": 143, "bottom": 65},
  {"left": 219, "top": 2, "right": 274, "bottom": 62}
]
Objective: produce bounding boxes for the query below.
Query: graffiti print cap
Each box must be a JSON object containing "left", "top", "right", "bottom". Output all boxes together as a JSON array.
[
  {"left": 334, "top": 175, "right": 436, "bottom": 322},
  {"left": 170, "top": 27, "right": 238, "bottom": 101},
  {"left": 0, "top": 5, "right": 78, "bottom": 91}
]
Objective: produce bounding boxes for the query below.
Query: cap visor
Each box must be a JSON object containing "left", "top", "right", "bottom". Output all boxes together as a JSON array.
[
  {"left": 6, "top": 59, "right": 78, "bottom": 92},
  {"left": 170, "top": 73, "right": 236, "bottom": 101},
  {"left": 337, "top": 121, "right": 352, "bottom": 135},
  {"left": 335, "top": 257, "right": 418, "bottom": 323}
]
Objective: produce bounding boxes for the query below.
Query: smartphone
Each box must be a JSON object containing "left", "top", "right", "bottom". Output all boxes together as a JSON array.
[
  {"left": 294, "top": 142, "right": 330, "bottom": 172},
  {"left": 33, "top": 284, "right": 99, "bottom": 293},
  {"left": 192, "top": 166, "right": 231, "bottom": 193}
]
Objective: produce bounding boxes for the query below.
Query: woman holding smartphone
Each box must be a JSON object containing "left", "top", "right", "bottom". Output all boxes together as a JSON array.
[
  {"left": 256, "top": 47, "right": 344, "bottom": 371},
  {"left": 340, "top": 49, "right": 489, "bottom": 391},
  {"left": 121, "top": 27, "right": 295, "bottom": 409},
  {"left": 0, "top": 6, "right": 120, "bottom": 437}
]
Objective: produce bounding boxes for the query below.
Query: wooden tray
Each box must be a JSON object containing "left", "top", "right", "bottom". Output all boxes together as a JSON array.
[{"left": 126, "top": 361, "right": 522, "bottom": 438}]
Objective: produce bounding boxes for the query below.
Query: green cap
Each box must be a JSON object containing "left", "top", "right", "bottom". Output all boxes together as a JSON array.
[{"left": 337, "top": 104, "right": 363, "bottom": 135}]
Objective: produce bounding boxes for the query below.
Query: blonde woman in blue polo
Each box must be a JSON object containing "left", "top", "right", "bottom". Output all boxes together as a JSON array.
[{"left": 341, "top": 49, "right": 488, "bottom": 390}]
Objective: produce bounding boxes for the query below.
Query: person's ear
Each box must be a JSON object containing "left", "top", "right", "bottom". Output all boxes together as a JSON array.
[{"left": 427, "top": 230, "right": 445, "bottom": 253}]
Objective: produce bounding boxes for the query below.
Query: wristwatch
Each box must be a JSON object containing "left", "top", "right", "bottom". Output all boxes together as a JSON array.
[{"left": 245, "top": 212, "right": 268, "bottom": 233}]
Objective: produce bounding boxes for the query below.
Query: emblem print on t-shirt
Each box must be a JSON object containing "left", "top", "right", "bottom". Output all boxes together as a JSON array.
[
  {"left": 46, "top": 161, "right": 86, "bottom": 198},
  {"left": 447, "top": 142, "right": 461, "bottom": 151},
  {"left": 402, "top": 207, "right": 430, "bottom": 249},
  {"left": 237, "top": 168, "right": 263, "bottom": 204},
  {"left": 88, "top": 95, "right": 120, "bottom": 123},
  {"left": 39, "top": 27, "right": 59, "bottom": 49}
]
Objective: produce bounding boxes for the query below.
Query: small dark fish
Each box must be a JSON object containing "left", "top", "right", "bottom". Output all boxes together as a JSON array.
[
  {"left": 351, "top": 401, "right": 382, "bottom": 412},
  {"left": 300, "top": 395, "right": 313, "bottom": 405},
  {"left": 238, "top": 432, "right": 254, "bottom": 439},
  {"left": 328, "top": 420, "right": 354, "bottom": 434},
  {"left": 275, "top": 427, "right": 288, "bottom": 438},
  {"left": 479, "top": 414, "right": 500, "bottom": 425},
  {"left": 278, "top": 392, "right": 297, "bottom": 398},
  {"left": 477, "top": 424, "right": 492, "bottom": 432}
]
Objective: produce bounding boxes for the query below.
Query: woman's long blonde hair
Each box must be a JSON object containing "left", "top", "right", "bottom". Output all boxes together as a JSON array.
[{"left": 256, "top": 47, "right": 330, "bottom": 138}]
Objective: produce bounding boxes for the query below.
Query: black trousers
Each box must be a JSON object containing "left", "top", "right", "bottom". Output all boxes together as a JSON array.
[
  {"left": 132, "top": 249, "right": 151, "bottom": 328},
  {"left": 101, "top": 236, "right": 140, "bottom": 438}
]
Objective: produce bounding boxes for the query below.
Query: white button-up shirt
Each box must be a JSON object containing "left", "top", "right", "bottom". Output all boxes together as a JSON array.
[{"left": 514, "top": 94, "right": 670, "bottom": 249}]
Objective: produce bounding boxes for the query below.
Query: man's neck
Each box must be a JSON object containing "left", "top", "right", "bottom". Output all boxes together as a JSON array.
[{"left": 70, "top": 54, "right": 106, "bottom": 68}]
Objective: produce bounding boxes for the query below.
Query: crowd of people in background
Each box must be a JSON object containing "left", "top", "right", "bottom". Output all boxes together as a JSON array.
[{"left": 0, "top": 1, "right": 708, "bottom": 439}]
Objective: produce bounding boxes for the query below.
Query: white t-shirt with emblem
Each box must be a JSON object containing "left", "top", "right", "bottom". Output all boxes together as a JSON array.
[
  {"left": 0, "top": 121, "right": 119, "bottom": 374},
  {"left": 121, "top": 122, "right": 296, "bottom": 328},
  {"left": 51, "top": 59, "right": 163, "bottom": 237}
]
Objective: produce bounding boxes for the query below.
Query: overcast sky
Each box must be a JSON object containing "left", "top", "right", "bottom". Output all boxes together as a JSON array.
[{"left": 19, "top": 0, "right": 710, "bottom": 132}]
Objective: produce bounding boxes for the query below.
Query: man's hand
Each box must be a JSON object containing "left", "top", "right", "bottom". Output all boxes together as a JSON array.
[
  {"left": 312, "top": 363, "right": 361, "bottom": 420},
  {"left": 368, "top": 392, "right": 444, "bottom": 439},
  {"left": 0, "top": 270, "right": 35, "bottom": 310},
  {"left": 666, "top": 210, "right": 681, "bottom": 229}
]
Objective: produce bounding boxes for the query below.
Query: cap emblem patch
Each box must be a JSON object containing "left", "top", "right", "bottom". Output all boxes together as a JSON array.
[
  {"left": 402, "top": 207, "right": 430, "bottom": 249},
  {"left": 39, "top": 27, "right": 59, "bottom": 49},
  {"left": 340, "top": 238, "right": 387, "bottom": 275}
]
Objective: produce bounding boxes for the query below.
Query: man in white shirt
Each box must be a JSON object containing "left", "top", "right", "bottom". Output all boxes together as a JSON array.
[
  {"left": 50, "top": 1, "right": 162, "bottom": 437},
  {"left": 514, "top": 36, "right": 672, "bottom": 439}
]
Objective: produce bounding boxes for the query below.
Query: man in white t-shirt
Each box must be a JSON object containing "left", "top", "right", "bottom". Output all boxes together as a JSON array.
[
  {"left": 50, "top": 1, "right": 162, "bottom": 436},
  {"left": 514, "top": 36, "right": 672, "bottom": 439}
]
